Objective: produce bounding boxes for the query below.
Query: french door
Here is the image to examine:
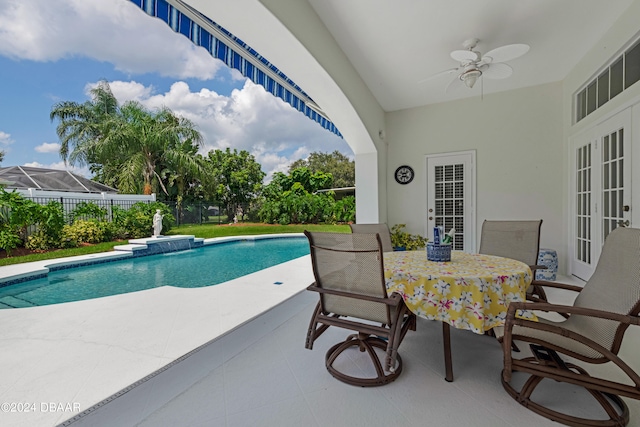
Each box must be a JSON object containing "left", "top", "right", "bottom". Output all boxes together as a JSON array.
[
  {"left": 570, "top": 108, "right": 632, "bottom": 280},
  {"left": 426, "top": 151, "right": 476, "bottom": 252}
]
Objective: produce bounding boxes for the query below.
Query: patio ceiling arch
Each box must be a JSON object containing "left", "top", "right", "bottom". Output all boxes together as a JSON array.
[{"left": 129, "top": 0, "right": 386, "bottom": 223}]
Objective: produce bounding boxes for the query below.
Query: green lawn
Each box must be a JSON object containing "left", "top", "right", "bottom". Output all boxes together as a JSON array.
[
  {"left": 166, "top": 223, "right": 350, "bottom": 238},
  {"left": 0, "top": 223, "right": 350, "bottom": 267}
]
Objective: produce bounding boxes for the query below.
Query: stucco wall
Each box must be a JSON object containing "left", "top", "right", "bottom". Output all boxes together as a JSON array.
[
  {"left": 563, "top": 0, "right": 640, "bottom": 223},
  {"left": 560, "top": 0, "right": 640, "bottom": 276},
  {"left": 386, "top": 82, "right": 565, "bottom": 270}
]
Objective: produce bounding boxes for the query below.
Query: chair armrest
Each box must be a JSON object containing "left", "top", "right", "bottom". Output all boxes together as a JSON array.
[
  {"left": 505, "top": 301, "right": 640, "bottom": 326},
  {"left": 502, "top": 302, "right": 640, "bottom": 385},
  {"left": 529, "top": 264, "right": 547, "bottom": 272},
  {"left": 530, "top": 280, "right": 584, "bottom": 293},
  {"left": 306, "top": 282, "right": 403, "bottom": 307}
]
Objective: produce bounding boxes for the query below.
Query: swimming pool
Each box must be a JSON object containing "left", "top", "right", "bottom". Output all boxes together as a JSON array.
[{"left": 0, "top": 236, "right": 309, "bottom": 309}]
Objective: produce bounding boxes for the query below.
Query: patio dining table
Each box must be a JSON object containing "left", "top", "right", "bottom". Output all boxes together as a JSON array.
[{"left": 384, "top": 250, "right": 533, "bottom": 382}]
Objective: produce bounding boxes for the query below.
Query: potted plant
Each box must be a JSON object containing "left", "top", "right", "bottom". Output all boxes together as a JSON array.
[{"left": 390, "top": 224, "right": 427, "bottom": 251}]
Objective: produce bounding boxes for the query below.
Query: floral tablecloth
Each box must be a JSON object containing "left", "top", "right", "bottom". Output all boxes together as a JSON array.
[{"left": 384, "top": 250, "right": 534, "bottom": 334}]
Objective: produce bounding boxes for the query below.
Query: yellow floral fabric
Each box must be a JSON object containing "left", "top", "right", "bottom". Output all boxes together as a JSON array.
[{"left": 384, "top": 251, "right": 534, "bottom": 334}]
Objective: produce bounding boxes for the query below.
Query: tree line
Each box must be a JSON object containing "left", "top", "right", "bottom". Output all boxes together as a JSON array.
[{"left": 49, "top": 81, "right": 355, "bottom": 225}]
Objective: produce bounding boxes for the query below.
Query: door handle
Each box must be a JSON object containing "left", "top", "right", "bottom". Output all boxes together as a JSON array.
[{"left": 618, "top": 220, "right": 630, "bottom": 227}]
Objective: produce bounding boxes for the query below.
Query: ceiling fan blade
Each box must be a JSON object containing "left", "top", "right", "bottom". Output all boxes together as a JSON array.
[
  {"left": 450, "top": 49, "right": 478, "bottom": 62},
  {"left": 418, "top": 67, "right": 459, "bottom": 84},
  {"left": 481, "top": 44, "right": 529, "bottom": 64},
  {"left": 445, "top": 74, "right": 465, "bottom": 93},
  {"left": 481, "top": 62, "right": 513, "bottom": 79}
]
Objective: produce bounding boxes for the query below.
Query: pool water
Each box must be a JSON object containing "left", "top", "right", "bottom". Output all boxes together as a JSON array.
[{"left": 0, "top": 237, "right": 309, "bottom": 309}]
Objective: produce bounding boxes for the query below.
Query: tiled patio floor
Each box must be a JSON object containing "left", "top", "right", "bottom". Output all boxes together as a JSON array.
[
  {"left": 61, "top": 278, "right": 640, "bottom": 427},
  {"left": 1, "top": 247, "right": 638, "bottom": 427}
]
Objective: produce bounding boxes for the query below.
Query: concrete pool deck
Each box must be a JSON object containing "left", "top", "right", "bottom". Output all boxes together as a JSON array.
[{"left": 0, "top": 236, "right": 313, "bottom": 427}]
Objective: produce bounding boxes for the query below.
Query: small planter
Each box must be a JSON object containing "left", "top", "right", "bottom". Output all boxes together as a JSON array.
[
  {"left": 390, "top": 224, "right": 427, "bottom": 251},
  {"left": 427, "top": 242, "right": 452, "bottom": 262}
]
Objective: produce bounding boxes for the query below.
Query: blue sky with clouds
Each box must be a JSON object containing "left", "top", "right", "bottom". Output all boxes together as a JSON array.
[{"left": 0, "top": 0, "right": 351, "bottom": 181}]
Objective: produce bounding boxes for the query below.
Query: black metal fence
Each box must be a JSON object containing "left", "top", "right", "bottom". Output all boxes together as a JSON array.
[
  {"left": 163, "top": 201, "right": 252, "bottom": 226},
  {"left": 25, "top": 196, "right": 151, "bottom": 223},
  {"left": 23, "top": 195, "right": 253, "bottom": 227}
]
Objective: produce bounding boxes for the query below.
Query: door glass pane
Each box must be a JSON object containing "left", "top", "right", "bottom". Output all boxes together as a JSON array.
[
  {"left": 432, "top": 162, "right": 465, "bottom": 251},
  {"left": 611, "top": 131, "right": 617, "bottom": 158},
  {"left": 576, "top": 144, "right": 592, "bottom": 264},
  {"left": 602, "top": 128, "right": 625, "bottom": 241},
  {"left": 619, "top": 129, "right": 624, "bottom": 155}
]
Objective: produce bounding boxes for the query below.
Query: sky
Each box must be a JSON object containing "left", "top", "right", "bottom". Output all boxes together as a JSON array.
[{"left": 0, "top": 0, "right": 352, "bottom": 182}]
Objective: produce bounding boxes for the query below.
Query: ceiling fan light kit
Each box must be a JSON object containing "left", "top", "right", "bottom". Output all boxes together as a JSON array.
[{"left": 460, "top": 68, "right": 482, "bottom": 88}]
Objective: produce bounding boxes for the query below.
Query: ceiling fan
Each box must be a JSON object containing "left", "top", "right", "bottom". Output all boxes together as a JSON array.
[{"left": 422, "top": 38, "right": 530, "bottom": 92}]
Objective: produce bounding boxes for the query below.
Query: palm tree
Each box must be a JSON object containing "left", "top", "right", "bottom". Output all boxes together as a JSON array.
[
  {"left": 50, "top": 81, "right": 204, "bottom": 196},
  {"left": 50, "top": 80, "right": 119, "bottom": 167},
  {"left": 103, "top": 102, "right": 203, "bottom": 195}
]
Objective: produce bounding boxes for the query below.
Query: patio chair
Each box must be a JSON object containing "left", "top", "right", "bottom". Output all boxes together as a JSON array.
[
  {"left": 479, "top": 219, "right": 547, "bottom": 302},
  {"left": 304, "top": 231, "right": 416, "bottom": 387},
  {"left": 349, "top": 223, "right": 394, "bottom": 252},
  {"left": 498, "top": 227, "right": 640, "bottom": 427}
]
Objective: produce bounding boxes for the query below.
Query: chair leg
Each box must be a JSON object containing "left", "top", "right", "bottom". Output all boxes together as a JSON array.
[
  {"left": 305, "top": 302, "right": 331, "bottom": 349},
  {"left": 501, "top": 351, "right": 631, "bottom": 427},
  {"left": 443, "top": 322, "right": 453, "bottom": 382},
  {"left": 325, "top": 335, "right": 403, "bottom": 387}
]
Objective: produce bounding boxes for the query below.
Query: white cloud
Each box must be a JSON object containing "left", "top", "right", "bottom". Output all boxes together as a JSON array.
[
  {"left": 86, "top": 80, "right": 154, "bottom": 103},
  {"left": 107, "top": 79, "right": 352, "bottom": 182},
  {"left": 0, "top": 131, "right": 14, "bottom": 146},
  {"left": 0, "top": 0, "right": 223, "bottom": 80},
  {"left": 0, "top": 0, "right": 353, "bottom": 182},
  {"left": 35, "top": 142, "right": 61, "bottom": 153},
  {"left": 23, "top": 161, "right": 91, "bottom": 178}
]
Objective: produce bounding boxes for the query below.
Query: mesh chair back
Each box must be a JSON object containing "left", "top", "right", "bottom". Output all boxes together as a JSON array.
[
  {"left": 349, "top": 223, "right": 394, "bottom": 252},
  {"left": 479, "top": 220, "right": 542, "bottom": 266},
  {"left": 306, "top": 231, "right": 390, "bottom": 324},
  {"left": 569, "top": 227, "right": 640, "bottom": 352}
]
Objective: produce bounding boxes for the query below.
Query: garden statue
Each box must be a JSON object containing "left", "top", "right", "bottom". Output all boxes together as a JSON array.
[{"left": 153, "top": 209, "right": 164, "bottom": 237}]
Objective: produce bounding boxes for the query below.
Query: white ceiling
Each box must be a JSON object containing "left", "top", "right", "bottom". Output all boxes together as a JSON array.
[{"left": 308, "top": 0, "right": 635, "bottom": 112}]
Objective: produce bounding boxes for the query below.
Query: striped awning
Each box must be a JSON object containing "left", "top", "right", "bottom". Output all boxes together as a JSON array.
[{"left": 129, "top": 0, "right": 342, "bottom": 138}]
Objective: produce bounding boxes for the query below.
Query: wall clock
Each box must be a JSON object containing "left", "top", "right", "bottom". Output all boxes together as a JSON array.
[{"left": 394, "top": 165, "right": 414, "bottom": 185}]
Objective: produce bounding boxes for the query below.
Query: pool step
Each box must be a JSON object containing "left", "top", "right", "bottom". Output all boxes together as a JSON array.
[{"left": 0, "top": 295, "right": 38, "bottom": 308}]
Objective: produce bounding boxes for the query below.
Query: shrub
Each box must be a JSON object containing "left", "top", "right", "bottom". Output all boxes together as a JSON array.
[
  {"left": 23, "top": 202, "right": 67, "bottom": 251},
  {"left": 0, "top": 227, "right": 22, "bottom": 256},
  {"left": 62, "top": 220, "right": 105, "bottom": 244},
  {"left": 117, "top": 202, "right": 174, "bottom": 239},
  {"left": 0, "top": 189, "right": 40, "bottom": 241},
  {"left": 25, "top": 230, "right": 56, "bottom": 251},
  {"left": 35, "top": 201, "right": 66, "bottom": 243},
  {"left": 70, "top": 202, "right": 107, "bottom": 222},
  {"left": 332, "top": 196, "right": 355, "bottom": 223}
]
